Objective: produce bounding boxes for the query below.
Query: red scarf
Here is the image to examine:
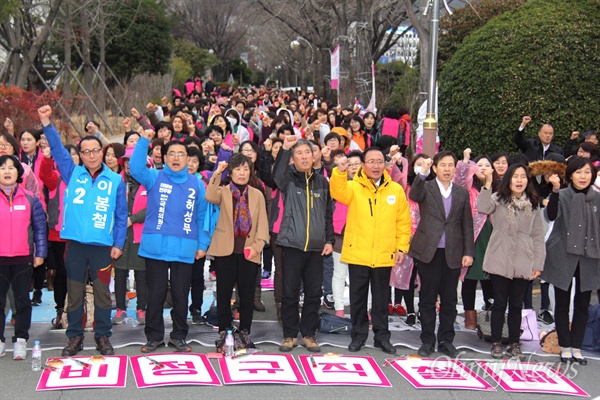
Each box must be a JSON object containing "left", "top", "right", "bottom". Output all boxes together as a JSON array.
[{"left": 231, "top": 183, "right": 252, "bottom": 237}]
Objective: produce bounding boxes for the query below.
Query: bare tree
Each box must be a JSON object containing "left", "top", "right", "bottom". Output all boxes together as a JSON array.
[
  {"left": 168, "top": 0, "right": 248, "bottom": 81},
  {"left": 0, "top": 0, "right": 64, "bottom": 89},
  {"left": 253, "top": 0, "right": 409, "bottom": 106}
]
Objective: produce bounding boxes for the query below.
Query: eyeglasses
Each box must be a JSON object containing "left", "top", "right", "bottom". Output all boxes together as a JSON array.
[
  {"left": 167, "top": 152, "right": 186, "bottom": 158},
  {"left": 364, "top": 160, "right": 385, "bottom": 166},
  {"left": 241, "top": 148, "right": 256, "bottom": 154},
  {"left": 327, "top": 139, "right": 340, "bottom": 144},
  {"left": 348, "top": 162, "right": 361, "bottom": 168},
  {"left": 80, "top": 148, "right": 102, "bottom": 156},
  {"left": 0, "top": 143, "right": 14, "bottom": 149}
]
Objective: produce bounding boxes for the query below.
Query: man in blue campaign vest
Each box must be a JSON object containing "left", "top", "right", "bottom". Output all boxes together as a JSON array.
[
  {"left": 39, "top": 106, "right": 127, "bottom": 357},
  {"left": 130, "top": 129, "right": 211, "bottom": 353}
]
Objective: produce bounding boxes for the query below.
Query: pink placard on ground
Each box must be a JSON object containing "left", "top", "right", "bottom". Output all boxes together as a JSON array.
[
  {"left": 477, "top": 361, "right": 589, "bottom": 397},
  {"left": 219, "top": 353, "right": 306, "bottom": 385},
  {"left": 261, "top": 278, "right": 274, "bottom": 290},
  {"left": 299, "top": 354, "right": 391, "bottom": 387},
  {"left": 36, "top": 355, "right": 128, "bottom": 391},
  {"left": 130, "top": 353, "right": 221, "bottom": 388},
  {"left": 391, "top": 358, "right": 495, "bottom": 391}
]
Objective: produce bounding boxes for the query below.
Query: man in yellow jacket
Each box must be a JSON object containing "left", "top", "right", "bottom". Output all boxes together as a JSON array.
[{"left": 330, "top": 148, "right": 411, "bottom": 354}]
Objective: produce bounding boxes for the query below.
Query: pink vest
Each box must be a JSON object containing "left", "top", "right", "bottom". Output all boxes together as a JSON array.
[
  {"left": 0, "top": 187, "right": 34, "bottom": 257},
  {"left": 131, "top": 185, "right": 148, "bottom": 244},
  {"left": 332, "top": 201, "right": 348, "bottom": 235}
]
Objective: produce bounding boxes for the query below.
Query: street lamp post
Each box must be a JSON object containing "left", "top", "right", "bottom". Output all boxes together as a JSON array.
[
  {"left": 423, "top": 0, "right": 440, "bottom": 157},
  {"left": 290, "top": 37, "right": 315, "bottom": 90}
]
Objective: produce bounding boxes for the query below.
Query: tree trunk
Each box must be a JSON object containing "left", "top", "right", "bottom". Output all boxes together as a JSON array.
[
  {"left": 15, "top": 0, "right": 64, "bottom": 89},
  {"left": 63, "top": 0, "right": 73, "bottom": 100},
  {"left": 404, "top": 0, "right": 431, "bottom": 103},
  {"left": 354, "top": 21, "right": 373, "bottom": 107},
  {"left": 80, "top": 7, "right": 95, "bottom": 116}
]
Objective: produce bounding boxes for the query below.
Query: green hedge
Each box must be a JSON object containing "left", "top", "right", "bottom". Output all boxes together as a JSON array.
[{"left": 438, "top": 0, "right": 600, "bottom": 156}]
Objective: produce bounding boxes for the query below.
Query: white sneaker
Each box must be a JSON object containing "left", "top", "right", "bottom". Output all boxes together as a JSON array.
[
  {"left": 13, "top": 338, "right": 27, "bottom": 360},
  {"left": 0, "top": 340, "right": 5, "bottom": 357}
]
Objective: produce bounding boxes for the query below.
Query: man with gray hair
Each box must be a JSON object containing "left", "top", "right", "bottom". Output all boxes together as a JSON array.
[{"left": 273, "top": 135, "right": 334, "bottom": 353}]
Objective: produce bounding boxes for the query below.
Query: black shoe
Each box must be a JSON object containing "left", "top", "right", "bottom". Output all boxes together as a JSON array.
[
  {"left": 31, "top": 291, "right": 42, "bottom": 306},
  {"left": 374, "top": 340, "right": 396, "bottom": 354},
  {"left": 406, "top": 313, "right": 416, "bottom": 326},
  {"left": 537, "top": 310, "right": 554, "bottom": 325},
  {"left": 141, "top": 340, "right": 165, "bottom": 353},
  {"left": 237, "top": 330, "right": 256, "bottom": 349},
  {"left": 168, "top": 338, "right": 192, "bottom": 352},
  {"left": 438, "top": 341, "right": 460, "bottom": 358},
  {"left": 95, "top": 336, "right": 115, "bottom": 356},
  {"left": 418, "top": 343, "right": 434, "bottom": 357},
  {"left": 62, "top": 336, "right": 84, "bottom": 357},
  {"left": 348, "top": 339, "right": 366, "bottom": 352},
  {"left": 190, "top": 309, "right": 206, "bottom": 325},
  {"left": 572, "top": 350, "right": 588, "bottom": 365}
]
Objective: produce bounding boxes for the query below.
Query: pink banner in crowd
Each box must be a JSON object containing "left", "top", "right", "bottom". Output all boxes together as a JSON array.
[
  {"left": 477, "top": 361, "right": 589, "bottom": 397},
  {"left": 331, "top": 45, "right": 340, "bottom": 90},
  {"left": 219, "top": 353, "right": 306, "bottom": 385},
  {"left": 299, "top": 354, "right": 391, "bottom": 387},
  {"left": 391, "top": 358, "right": 495, "bottom": 391},
  {"left": 130, "top": 353, "right": 221, "bottom": 388},
  {"left": 36, "top": 355, "right": 128, "bottom": 391}
]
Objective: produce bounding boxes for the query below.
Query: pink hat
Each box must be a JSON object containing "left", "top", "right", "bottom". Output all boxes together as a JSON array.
[{"left": 118, "top": 146, "right": 135, "bottom": 166}]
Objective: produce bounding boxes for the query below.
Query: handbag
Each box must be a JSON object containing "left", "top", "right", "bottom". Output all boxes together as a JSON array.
[
  {"left": 520, "top": 309, "right": 539, "bottom": 341},
  {"left": 319, "top": 312, "right": 352, "bottom": 334},
  {"left": 476, "top": 310, "right": 510, "bottom": 343},
  {"left": 540, "top": 329, "right": 561, "bottom": 354}
]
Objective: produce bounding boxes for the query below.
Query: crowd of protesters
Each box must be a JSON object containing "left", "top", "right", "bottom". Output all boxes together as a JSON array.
[{"left": 0, "top": 81, "right": 598, "bottom": 366}]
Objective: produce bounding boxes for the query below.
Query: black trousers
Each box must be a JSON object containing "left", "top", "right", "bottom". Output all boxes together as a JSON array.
[
  {"left": 215, "top": 253, "right": 258, "bottom": 332},
  {"left": 270, "top": 234, "right": 283, "bottom": 304},
  {"left": 144, "top": 258, "right": 192, "bottom": 342},
  {"left": 349, "top": 265, "right": 392, "bottom": 343},
  {"left": 417, "top": 248, "right": 461, "bottom": 345},
  {"left": 281, "top": 247, "right": 323, "bottom": 338},
  {"left": 114, "top": 268, "right": 148, "bottom": 311},
  {"left": 462, "top": 278, "right": 494, "bottom": 311},
  {"left": 489, "top": 274, "right": 529, "bottom": 344},
  {"left": 554, "top": 266, "right": 591, "bottom": 349},
  {"left": 0, "top": 263, "right": 33, "bottom": 342},
  {"left": 189, "top": 257, "right": 206, "bottom": 313},
  {"left": 263, "top": 245, "right": 273, "bottom": 272},
  {"left": 46, "top": 240, "right": 67, "bottom": 310}
]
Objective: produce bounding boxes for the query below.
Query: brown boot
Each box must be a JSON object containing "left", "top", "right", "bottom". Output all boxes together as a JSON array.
[
  {"left": 254, "top": 286, "right": 266, "bottom": 312},
  {"left": 276, "top": 303, "right": 282, "bottom": 323},
  {"left": 464, "top": 310, "right": 477, "bottom": 330},
  {"left": 62, "top": 336, "right": 84, "bottom": 357}
]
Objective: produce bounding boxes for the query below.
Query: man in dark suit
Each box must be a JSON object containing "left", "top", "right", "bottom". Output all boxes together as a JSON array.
[
  {"left": 408, "top": 150, "right": 474, "bottom": 358},
  {"left": 514, "top": 116, "right": 563, "bottom": 161}
]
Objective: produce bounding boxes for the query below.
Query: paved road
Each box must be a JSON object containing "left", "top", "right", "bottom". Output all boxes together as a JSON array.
[{"left": 1, "top": 291, "right": 599, "bottom": 399}]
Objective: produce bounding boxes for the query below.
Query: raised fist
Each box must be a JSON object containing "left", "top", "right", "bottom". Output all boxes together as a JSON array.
[
  {"left": 283, "top": 135, "right": 299, "bottom": 150},
  {"left": 216, "top": 160, "right": 228, "bottom": 174},
  {"left": 263, "top": 138, "right": 272, "bottom": 151},
  {"left": 337, "top": 156, "right": 348, "bottom": 172},
  {"left": 521, "top": 116, "right": 532, "bottom": 127}
]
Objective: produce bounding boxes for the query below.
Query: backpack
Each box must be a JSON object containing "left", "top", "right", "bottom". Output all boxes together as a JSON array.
[
  {"left": 582, "top": 304, "right": 600, "bottom": 351},
  {"left": 319, "top": 312, "right": 352, "bottom": 334},
  {"left": 61, "top": 285, "right": 95, "bottom": 330}
]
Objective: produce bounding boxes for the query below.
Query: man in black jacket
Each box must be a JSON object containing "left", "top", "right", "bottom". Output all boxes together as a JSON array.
[
  {"left": 273, "top": 135, "right": 334, "bottom": 353},
  {"left": 514, "top": 116, "right": 563, "bottom": 162}
]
